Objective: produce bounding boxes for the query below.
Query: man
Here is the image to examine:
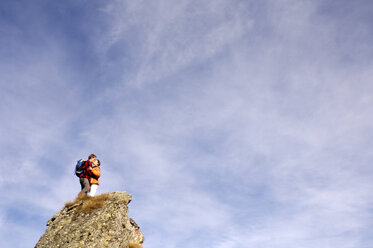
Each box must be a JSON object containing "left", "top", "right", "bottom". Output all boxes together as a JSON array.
[{"left": 79, "top": 154, "right": 96, "bottom": 195}]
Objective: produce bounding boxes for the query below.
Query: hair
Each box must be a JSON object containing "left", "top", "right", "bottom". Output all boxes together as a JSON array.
[
  {"left": 96, "top": 159, "right": 101, "bottom": 166},
  {"left": 88, "top": 154, "right": 96, "bottom": 160}
]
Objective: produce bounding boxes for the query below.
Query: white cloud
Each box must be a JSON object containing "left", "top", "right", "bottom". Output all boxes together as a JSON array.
[
  {"left": 2, "top": 0, "right": 373, "bottom": 247},
  {"left": 95, "top": 0, "right": 253, "bottom": 87}
]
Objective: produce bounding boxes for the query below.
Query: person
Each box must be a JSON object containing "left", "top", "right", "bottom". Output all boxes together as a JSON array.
[
  {"left": 79, "top": 154, "right": 96, "bottom": 195},
  {"left": 88, "top": 159, "right": 101, "bottom": 196}
]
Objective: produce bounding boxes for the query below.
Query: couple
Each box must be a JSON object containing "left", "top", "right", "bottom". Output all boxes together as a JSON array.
[{"left": 79, "top": 154, "right": 101, "bottom": 196}]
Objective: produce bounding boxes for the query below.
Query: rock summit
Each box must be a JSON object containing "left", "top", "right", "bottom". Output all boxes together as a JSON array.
[{"left": 35, "top": 191, "right": 144, "bottom": 248}]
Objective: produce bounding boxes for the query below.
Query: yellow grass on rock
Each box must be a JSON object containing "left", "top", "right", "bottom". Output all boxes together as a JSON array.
[{"left": 64, "top": 193, "right": 111, "bottom": 213}]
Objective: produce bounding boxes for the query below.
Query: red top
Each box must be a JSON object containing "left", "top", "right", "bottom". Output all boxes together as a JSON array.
[{"left": 79, "top": 160, "right": 95, "bottom": 179}]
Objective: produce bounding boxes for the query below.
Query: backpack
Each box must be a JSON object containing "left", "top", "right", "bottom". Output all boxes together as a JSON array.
[{"left": 74, "top": 159, "right": 86, "bottom": 177}]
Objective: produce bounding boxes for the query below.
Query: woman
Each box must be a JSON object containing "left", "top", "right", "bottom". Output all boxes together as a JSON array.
[{"left": 88, "top": 159, "right": 101, "bottom": 196}]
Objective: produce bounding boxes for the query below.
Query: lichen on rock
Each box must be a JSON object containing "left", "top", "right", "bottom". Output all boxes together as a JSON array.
[{"left": 35, "top": 191, "right": 144, "bottom": 248}]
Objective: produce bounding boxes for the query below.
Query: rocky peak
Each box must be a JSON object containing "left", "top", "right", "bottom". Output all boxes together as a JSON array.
[{"left": 35, "top": 191, "right": 144, "bottom": 248}]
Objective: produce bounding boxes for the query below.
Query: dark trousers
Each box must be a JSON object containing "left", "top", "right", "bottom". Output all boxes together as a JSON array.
[{"left": 80, "top": 177, "right": 91, "bottom": 194}]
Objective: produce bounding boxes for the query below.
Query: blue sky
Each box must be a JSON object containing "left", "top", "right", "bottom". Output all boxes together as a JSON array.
[{"left": 1, "top": 0, "right": 373, "bottom": 247}]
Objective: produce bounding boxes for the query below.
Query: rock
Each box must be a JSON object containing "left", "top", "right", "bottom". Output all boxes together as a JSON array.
[{"left": 35, "top": 191, "right": 144, "bottom": 248}]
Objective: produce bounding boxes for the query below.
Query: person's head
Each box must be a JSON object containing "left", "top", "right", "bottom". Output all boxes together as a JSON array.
[
  {"left": 88, "top": 154, "right": 97, "bottom": 162},
  {"left": 94, "top": 159, "right": 101, "bottom": 166}
]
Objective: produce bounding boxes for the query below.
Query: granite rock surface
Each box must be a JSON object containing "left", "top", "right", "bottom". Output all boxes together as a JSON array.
[{"left": 35, "top": 191, "right": 144, "bottom": 248}]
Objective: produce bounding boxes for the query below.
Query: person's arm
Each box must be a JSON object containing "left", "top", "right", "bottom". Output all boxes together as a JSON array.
[
  {"left": 84, "top": 161, "right": 95, "bottom": 177},
  {"left": 91, "top": 167, "right": 100, "bottom": 179}
]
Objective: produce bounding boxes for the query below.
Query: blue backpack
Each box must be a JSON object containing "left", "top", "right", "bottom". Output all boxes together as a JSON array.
[{"left": 74, "top": 159, "right": 86, "bottom": 177}]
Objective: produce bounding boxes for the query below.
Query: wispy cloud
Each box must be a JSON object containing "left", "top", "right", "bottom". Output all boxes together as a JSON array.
[
  {"left": 1, "top": 0, "right": 373, "bottom": 247},
  {"left": 95, "top": 0, "right": 253, "bottom": 87}
]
